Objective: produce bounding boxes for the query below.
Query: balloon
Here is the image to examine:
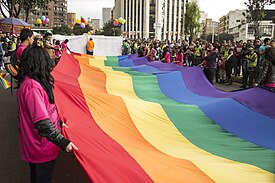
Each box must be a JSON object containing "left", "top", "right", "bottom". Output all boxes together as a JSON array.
[
  {"left": 121, "top": 19, "right": 126, "bottom": 24},
  {"left": 119, "top": 23, "right": 123, "bottom": 27},
  {"left": 114, "top": 19, "right": 119, "bottom": 25},
  {"left": 84, "top": 21, "right": 88, "bottom": 25},
  {"left": 41, "top": 16, "right": 46, "bottom": 21},
  {"left": 76, "top": 19, "right": 81, "bottom": 24},
  {"left": 44, "top": 18, "right": 49, "bottom": 24},
  {"left": 118, "top": 17, "right": 123, "bottom": 23},
  {"left": 88, "top": 31, "right": 91, "bottom": 35},
  {"left": 37, "top": 19, "right": 42, "bottom": 24},
  {"left": 81, "top": 18, "right": 85, "bottom": 23},
  {"left": 80, "top": 22, "right": 85, "bottom": 28}
]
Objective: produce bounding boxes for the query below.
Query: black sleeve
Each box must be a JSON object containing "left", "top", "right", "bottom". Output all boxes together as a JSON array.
[{"left": 34, "top": 119, "right": 71, "bottom": 150}]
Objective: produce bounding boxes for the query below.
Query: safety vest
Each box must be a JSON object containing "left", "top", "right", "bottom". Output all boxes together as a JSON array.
[
  {"left": 248, "top": 52, "right": 258, "bottom": 68},
  {"left": 224, "top": 50, "right": 229, "bottom": 59},
  {"left": 195, "top": 46, "right": 202, "bottom": 57}
]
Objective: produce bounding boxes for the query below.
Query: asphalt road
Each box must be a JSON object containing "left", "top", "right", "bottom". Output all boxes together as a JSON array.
[
  {"left": 0, "top": 74, "right": 241, "bottom": 183},
  {"left": 0, "top": 75, "right": 89, "bottom": 183}
]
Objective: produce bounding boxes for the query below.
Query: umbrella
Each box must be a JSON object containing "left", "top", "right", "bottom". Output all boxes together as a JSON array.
[{"left": 0, "top": 18, "right": 30, "bottom": 34}]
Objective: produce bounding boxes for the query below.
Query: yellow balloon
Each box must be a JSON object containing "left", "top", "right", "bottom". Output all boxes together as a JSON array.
[
  {"left": 76, "top": 19, "right": 81, "bottom": 24},
  {"left": 88, "top": 32, "right": 91, "bottom": 35},
  {"left": 37, "top": 19, "right": 42, "bottom": 24}
]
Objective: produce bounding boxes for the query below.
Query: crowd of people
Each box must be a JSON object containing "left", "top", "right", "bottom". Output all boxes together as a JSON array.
[
  {"left": 122, "top": 38, "right": 275, "bottom": 90},
  {"left": 0, "top": 31, "right": 69, "bottom": 70}
]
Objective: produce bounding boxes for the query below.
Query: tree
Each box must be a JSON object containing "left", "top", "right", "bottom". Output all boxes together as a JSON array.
[
  {"left": 217, "top": 33, "right": 234, "bottom": 42},
  {"left": 23, "top": 0, "right": 49, "bottom": 22},
  {"left": 184, "top": 1, "right": 200, "bottom": 41},
  {"left": 53, "top": 25, "right": 73, "bottom": 35},
  {"left": 0, "top": 0, "right": 23, "bottom": 18},
  {"left": 0, "top": 0, "right": 49, "bottom": 20},
  {"left": 102, "top": 20, "right": 121, "bottom": 36},
  {"left": 73, "top": 23, "right": 92, "bottom": 35},
  {"left": 243, "top": 0, "right": 275, "bottom": 40}
]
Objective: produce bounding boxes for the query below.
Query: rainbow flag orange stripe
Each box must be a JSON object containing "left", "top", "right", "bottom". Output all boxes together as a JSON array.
[
  {"left": 52, "top": 53, "right": 275, "bottom": 183},
  {"left": 0, "top": 73, "right": 11, "bottom": 89}
]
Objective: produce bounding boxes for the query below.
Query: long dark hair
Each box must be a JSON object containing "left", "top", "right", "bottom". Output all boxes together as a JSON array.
[
  {"left": 265, "top": 47, "right": 275, "bottom": 65},
  {"left": 17, "top": 46, "right": 55, "bottom": 104}
]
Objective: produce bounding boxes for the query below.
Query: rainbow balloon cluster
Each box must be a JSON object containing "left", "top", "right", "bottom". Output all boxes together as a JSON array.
[
  {"left": 113, "top": 17, "right": 126, "bottom": 27},
  {"left": 36, "top": 16, "right": 50, "bottom": 25},
  {"left": 76, "top": 16, "right": 88, "bottom": 29}
]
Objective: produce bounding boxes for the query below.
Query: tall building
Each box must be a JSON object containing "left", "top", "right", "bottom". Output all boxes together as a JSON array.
[
  {"left": 21, "top": 0, "right": 67, "bottom": 30},
  {"left": 114, "top": 0, "right": 186, "bottom": 41},
  {"left": 67, "top": 13, "right": 76, "bottom": 28},
  {"left": 88, "top": 18, "right": 102, "bottom": 30},
  {"left": 102, "top": 8, "right": 112, "bottom": 27},
  {"left": 219, "top": 15, "right": 226, "bottom": 34},
  {"left": 201, "top": 18, "right": 219, "bottom": 40}
]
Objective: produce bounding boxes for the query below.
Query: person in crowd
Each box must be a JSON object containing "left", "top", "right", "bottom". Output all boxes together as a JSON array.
[
  {"left": 258, "top": 38, "right": 270, "bottom": 74},
  {"left": 122, "top": 40, "right": 130, "bottom": 55},
  {"left": 86, "top": 37, "right": 95, "bottom": 55},
  {"left": 54, "top": 40, "right": 62, "bottom": 59},
  {"left": 146, "top": 45, "right": 156, "bottom": 61},
  {"left": 193, "top": 43, "right": 202, "bottom": 66},
  {"left": 175, "top": 47, "right": 184, "bottom": 66},
  {"left": 225, "top": 48, "right": 236, "bottom": 85},
  {"left": 218, "top": 56, "right": 226, "bottom": 83},
  {"left": 241, "top": 46, "right": 258, "bottom": 88},
  {"left": 0, "top": 41, "right": 4, "bottom": 70},
  {"left": 17, "top": 46, "right": 78, "bottom": 183},
  {"left": 16, "top": 28, "right": 34, "bottom": 60},
  {"left": 162, "top": 46, "right": 171, "bottom": 63},
  {"left": 254, "top": 47, "right": 275, "bottom": 91},
  {"left": 200, "top": 44, "right": 219, "bottom": 85},
  {"left": 44, "top": 32, "right": 58, "bottom": 61},
  {"left": 61, "top": 39, "right": 69, "bottom": 52}
]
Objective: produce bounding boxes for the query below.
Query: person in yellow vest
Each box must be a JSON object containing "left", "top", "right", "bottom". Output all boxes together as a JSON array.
[
  {"left": 86, "top": 37, "right": 95, "bottom": 55},
  {"left": 242, "top": 46, "right": 258, "bottom": 88},
  {"left": 193, "top": 44, "right": 202, "bottom": 66}
]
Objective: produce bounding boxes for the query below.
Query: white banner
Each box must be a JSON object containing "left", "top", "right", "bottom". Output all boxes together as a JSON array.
[{"left": 53, "top": 35, "right": 123, "bottom": 56}]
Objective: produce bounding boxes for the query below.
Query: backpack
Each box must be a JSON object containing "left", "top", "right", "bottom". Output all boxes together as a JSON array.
[{"left": 4, "top": 45, "right": 22, "bottom": 80}]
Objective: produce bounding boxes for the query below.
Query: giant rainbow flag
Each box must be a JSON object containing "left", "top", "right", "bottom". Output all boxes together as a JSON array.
[{"left": 52, "top": 52, "right": 275, "bottom": 183}]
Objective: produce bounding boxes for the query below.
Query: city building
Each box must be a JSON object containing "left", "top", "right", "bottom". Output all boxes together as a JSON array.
[
  {"left": 88, "top": 18, "right": 101, "bottom": 30},
  {"left": 67, "top": 12, "right": 76, "bottom": 28},
  {"left": 21, "top": 0, "right": 67, "bottom": 31},
  {"left": 221, "top": 9, "right": 275, "bottom": 41},
  {"left": 219, "top": 15, "right": 226, "bottom": 34},
  {"left": 201, "top": 18, "right": 219, "bottom": 38},
  {"left": 102, "top": 8, "right": 112, "bottom": 27},
  {"left": 198, "top": 11, "right": 208, "bottom": 38},
  {"left": 219, "top": 9, "right": 245, "bottom": 34},
  {"left": 113, "top": 0, "right": 187, "bottom": 41}
]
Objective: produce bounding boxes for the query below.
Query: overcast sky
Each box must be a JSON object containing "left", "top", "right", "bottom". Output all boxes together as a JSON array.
[{"left": 67, "top": 0, "right": 275, "bottom": 21}]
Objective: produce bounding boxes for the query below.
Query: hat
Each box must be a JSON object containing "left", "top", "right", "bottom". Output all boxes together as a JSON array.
[{"left": 248, "top": 47, "right": 254, "bottom": 51}]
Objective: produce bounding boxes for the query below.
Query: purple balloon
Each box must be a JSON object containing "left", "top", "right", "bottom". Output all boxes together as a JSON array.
[
  {"left": 80, "top": 23, "right": 85, "bottom": 28},
  {"left": 44, "top": 18, "right": 49, "bottom": 24}
]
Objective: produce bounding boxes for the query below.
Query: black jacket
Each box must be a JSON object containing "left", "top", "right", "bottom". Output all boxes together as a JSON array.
[{"left": 257, "top": 59, "right": 275, "bottom": 84}]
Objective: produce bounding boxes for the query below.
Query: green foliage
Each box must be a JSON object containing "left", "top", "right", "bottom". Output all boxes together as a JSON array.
[
  {"left": 184, "top": 2, "right": 201, "bottom": 41},
  {"left": 217, "top": 33, "right": 234, "bottom": 42},
  {"left": 243, "top": 0, "right": 275, "bottom": 40},
  {"left": 73, "top": 23, "right": 92, "bottom": 35},
  {"left": 102, "top": 20, "right": 121, "bottom": 36},
  {"left": 53, "top": 25, "right": 73, "bottom": 35}
]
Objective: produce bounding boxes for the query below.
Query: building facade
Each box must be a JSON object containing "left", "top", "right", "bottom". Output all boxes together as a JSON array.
[
  {"left": 201, "top": 18, "right": 219, "bottom": 38},
  {"left": 114, "top": 0, "right": 186, "bottom": 41},
  {"left": 67, "top": 12, "right": 76, "bottom": 28},
  {"left": 219, "top": 15, "right": 226, "bottom": 34},
  {"left": 102, "top": 8, "right": 112, "bottom": 27},
  {"left": 89, "top": 18, "right": 102, "bottom": 30},
  {"left": 21, "top": 0, "right": 67, "bottom": 30}
]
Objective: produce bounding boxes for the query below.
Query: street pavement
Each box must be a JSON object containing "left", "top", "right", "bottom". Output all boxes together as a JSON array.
[{"left": 0, "top": 74, "right": 241, "bottom": 183}]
